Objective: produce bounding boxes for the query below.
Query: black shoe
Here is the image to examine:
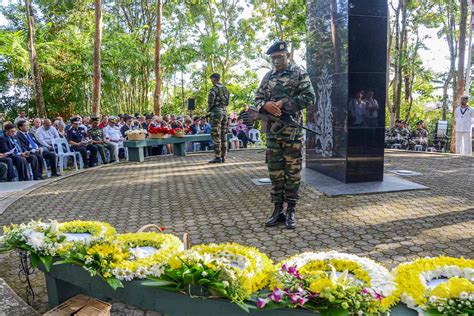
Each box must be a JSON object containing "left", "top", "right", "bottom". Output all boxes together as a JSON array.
[
  {"left": 221, "top": 156, "right": 225, "bottom": 163},
  {"left": 51, "top": 173, "right": 61, "bottom": 177},
  {"left": 265, "top": 203, "right": 286, "bottom": 227},
  {"left": 209, "top": 157, "right": 222, "bottom": 163},
  {"left": 285, "top": 203, "right": 296, "bottom": 229},
  {"left": 34, "top": 176, "right": 44, "bottom": 181}
]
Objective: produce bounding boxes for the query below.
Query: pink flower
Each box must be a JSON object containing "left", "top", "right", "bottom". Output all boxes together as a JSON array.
[
  {"left": 297, "top": 283, "right": 304, "bottom": 293},
  {"left": 269, "top": 287, "right": 283, "bottom": 302},
  {"left": 374, "top": 291, "right": 383, "bottom": 301},
  {"left": 289, "top": 293, "right": 300, "bottom": 304},
  {"left": 298, "top": 297, "right": 308, "bottom": 305},
  {"left": 281, "top": 264, "right": 288, "bottom": 272},
  {"left": 256, "top": 298, "right": 267, "bottom": 309}
]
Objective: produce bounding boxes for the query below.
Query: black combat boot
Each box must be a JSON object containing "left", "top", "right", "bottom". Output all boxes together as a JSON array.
[
  {"left": 221, "top": 156, "right": 225, "bottom": 163},
  {"left": 285, "top": 202, "right": 296, "bottom": 229},
  {"left": 265, "top": 202, "right": 286, "bottom": 227},
  {"left": 208, "top": 157, "right": 222, "bottom": 163}
]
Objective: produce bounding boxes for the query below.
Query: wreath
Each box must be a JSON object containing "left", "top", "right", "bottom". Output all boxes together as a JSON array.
[
  {"left": 112, "top": 232, "right": 184, "bottom": 281},
  {"left": 393, "top": 256, "right": 474, "bottom": 315}
]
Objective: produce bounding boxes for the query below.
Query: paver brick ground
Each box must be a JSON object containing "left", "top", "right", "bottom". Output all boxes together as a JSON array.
[{"left": 0, "top": 149, "right": 472, "bottom": 313}]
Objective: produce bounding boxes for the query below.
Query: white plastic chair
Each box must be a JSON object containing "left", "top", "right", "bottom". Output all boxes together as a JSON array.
[
  {"left": 52, "top": 138, "right": 80, "bottom": 173},
  {"left": 248, "top": 129, "right": 263, "bottom": 148}
]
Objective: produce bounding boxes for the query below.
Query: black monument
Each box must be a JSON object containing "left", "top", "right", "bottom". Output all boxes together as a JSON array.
[{"left": 305, "top": 0, "right": 388, "bottom": 183}]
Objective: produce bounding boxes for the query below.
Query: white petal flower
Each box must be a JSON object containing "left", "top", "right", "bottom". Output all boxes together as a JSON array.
[{"left": 27, "top": 232, "right": 46, "bottom": 251}]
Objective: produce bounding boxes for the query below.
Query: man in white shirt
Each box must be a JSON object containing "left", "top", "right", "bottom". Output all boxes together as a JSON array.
[
  {"left": 454, "top": 95, "right": 474, "bottom": 156},
  {"left": 35, "top": 119, "right": 60, "bottom": 151},
  {"left": 103, "top": 117, "right": 124, "bottom": 162}
]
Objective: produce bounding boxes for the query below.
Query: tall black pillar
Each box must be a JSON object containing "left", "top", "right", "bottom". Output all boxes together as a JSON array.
[{"left": 305, "top": 0, "right": 388, "bottom": 183}]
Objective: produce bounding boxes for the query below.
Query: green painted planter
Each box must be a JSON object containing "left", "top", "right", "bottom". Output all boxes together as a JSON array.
[{"left": 39, "top": 263, "right": 416, "bottom": 316}]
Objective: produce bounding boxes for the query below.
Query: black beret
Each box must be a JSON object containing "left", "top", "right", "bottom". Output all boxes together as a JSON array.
[
  {"left": 266, "top": 40, "right": 288, "bottom": 55},
  {"left": 90, "top": 116, "right": 99, "bottom": 122},
  {"left": 210, "top": 73, "right": 220, "bottom": 79},
  {"left": 70, "top": 117, "right": 80, "bottom": 123},
  {"left": 416, "top": 120, "right": 424, "bottom": 125}
]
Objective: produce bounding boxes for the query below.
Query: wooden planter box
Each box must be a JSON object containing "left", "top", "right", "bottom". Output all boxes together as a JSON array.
[{"left": 39, "top": 264, "right": 416, "bottom": 316}]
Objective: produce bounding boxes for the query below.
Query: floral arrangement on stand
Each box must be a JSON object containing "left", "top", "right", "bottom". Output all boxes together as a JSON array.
[
  {"left": 112, "top": 232, "right": 184, "bottom": 281},
  {"left": 256, "top": 251, "right": 397, "bottom": 315},
  {"left": 143, "top": 243, "right": 274, "bottom": 311},
  {"left": 0, "top": 220, "right": 65, "bottom": 271},
  {"left": 125, "top": 129, "right": 148, "bottom": 140},
  {"left": 2, "top": 219, "right": 474, "bottom": 315},
  {"left": 393, "top": 256, "right": 474, "bottom": 315},
  {"left": 170, "top": 127, "right": 186, "bottom": 137},
  {"left": 148, "top": 125, "right": 171, "bottom": 138}
]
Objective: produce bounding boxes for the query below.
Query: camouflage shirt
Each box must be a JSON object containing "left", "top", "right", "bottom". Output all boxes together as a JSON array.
[
  {"left": 254, "top": 63, "right": 315, "bottom": 138},
  {"left": 88, "top": 127, "right": 104, "bottom": 141},
  {"left": 208, "top": 83, "right": 230, "bottom": 113},
  {"left": 412, "top": 128, "right": 428, "bottom": 138}
]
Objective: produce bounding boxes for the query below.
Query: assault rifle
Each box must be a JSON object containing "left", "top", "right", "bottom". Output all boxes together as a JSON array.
[{"left": 248, "top": 106, "right": 320, "bottom": 135}]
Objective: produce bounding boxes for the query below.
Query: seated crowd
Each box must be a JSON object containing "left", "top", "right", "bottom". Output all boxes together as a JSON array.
[
  {"left": 0, "top": 106, "right": 256, "bottom": 182},
  {"left": 384, "top": 119, "right": 448, "bottom": 152}
]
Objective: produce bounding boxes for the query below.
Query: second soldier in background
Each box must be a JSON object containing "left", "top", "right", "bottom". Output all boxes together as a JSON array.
[
  {"left": 254, "top": 41, "right": 315, "bottom": 229},
  {"left": 208, "top": 73, "right": 230, "bottom": 163}
]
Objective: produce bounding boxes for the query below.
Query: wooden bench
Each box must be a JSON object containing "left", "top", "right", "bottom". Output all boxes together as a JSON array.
[{"left": 124, "top": 134, "right": 212, "bottom": 162}]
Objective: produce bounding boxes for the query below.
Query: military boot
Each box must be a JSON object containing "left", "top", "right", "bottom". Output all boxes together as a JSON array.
[
  {"left": 208, "top": 157, "right": 222, "bottom": 163},
  {"left": 265, "top": 202, "right": 286, "bottom": 227},
  {"left": 285, "top": 202, "right": 296, "bottom": 229},
  {"left": 221, "top": 156, "right": 225, "bottom": 163}
]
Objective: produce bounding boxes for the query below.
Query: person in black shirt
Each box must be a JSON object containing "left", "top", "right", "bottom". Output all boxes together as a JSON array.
[{"left": 67, "top": 117, "right": 98, "bottom": 168}]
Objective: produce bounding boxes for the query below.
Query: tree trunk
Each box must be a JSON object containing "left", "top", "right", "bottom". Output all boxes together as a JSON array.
[
  {"left": 450, "top": 0, "right": 468, "bottom": 153},
  {"left": 395, "top": 0, "right": 408, "bottom": 121},
  {"left": 391, "top": 0, "right": 402, "bottom": 123},
  {"left": 153, "top": 0, "right": 162, "bottom": 115},
  {"left": 24, "top": 0, "right": 45, "bottom": 118},
  {"left": 92, "top": 0, "right": 102, "bottom": 117}
]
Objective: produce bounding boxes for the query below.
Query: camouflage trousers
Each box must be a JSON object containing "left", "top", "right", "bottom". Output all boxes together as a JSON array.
[
  {"left": 96, "top": 143, "right": 116, "bottom": 163},
  {"left": 266, "top": 136, "right": 303, "bottom": 204},
  {"left": 210, "top": 111, "right": 228, "bottom": 158}
]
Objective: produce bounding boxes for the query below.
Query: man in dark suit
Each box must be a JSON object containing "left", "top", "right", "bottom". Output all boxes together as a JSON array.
[
  {"left": 17, "top": 120, "right": 59, "bottom": 177},
  {"left": 0, "top": 123, "right": 31, "bottom": 181}
]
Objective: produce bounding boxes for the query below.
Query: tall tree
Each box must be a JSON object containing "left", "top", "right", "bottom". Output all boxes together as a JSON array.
[
  {"left": 153, "top": 0, "right": 162, "bottom": 115},
  {"left": 24, "top": 0, "right": 45, "bottom": 117},
  {"left": 92, "top": 0, "right": 102, "bottom": 116},
  {"left": 450, "top": 0, "right": 468, "bottom": 152}
]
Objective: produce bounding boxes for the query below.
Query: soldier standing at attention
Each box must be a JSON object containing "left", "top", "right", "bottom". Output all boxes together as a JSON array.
[
  {"left": 88, "top": 116, "right": 116, "bottom": 164},
  {"left": 254, "top": 41, "right": 315, "bottom": 229},
  {"left": 208, "top": 73, "right": 230, "bottom": 163}
]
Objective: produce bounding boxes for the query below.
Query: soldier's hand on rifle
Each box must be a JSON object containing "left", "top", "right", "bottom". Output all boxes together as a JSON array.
[{"left": 263, "top": 101, "right": 282, "bottom": 117}]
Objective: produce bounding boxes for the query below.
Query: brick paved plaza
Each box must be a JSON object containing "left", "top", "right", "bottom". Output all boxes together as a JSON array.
[{"left": 0, "top": 149, "right": 473, "bottom": 313}]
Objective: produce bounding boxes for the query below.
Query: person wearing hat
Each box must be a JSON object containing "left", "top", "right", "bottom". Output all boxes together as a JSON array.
[
  {"left": 103, "top": 117, "right": 124, "bottom": 162},
  {"left": 208, "top": 73, "right": 230, "bottom": 163},
  {"left": 67, "top": 116, "right": 98, "bottom": 168},
  {"left": 411, "top": 120, "right": 429, "bottom": 150},
  {"left": 454, "top": 95, "right": 474, "bottom": 156},
  {"left": 88, "top": 116, "right": 116, "bottom": 163},
  {"left": 254, "top": 40, "right": 315, "bottom": 229}
]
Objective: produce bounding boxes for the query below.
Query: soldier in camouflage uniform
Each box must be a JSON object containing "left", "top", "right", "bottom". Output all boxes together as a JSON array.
[
  {"left": 411, "top": 120, "right": 429, "bottom": 150},
  {"left": 88, "top": 116, "right": 116, "bottom": 163},
  {"left": 208, "top": 73, "right": 230, "bottom": 163},
  {"left": 254, "top": 41, "right": 315, "bottom": 229}
]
